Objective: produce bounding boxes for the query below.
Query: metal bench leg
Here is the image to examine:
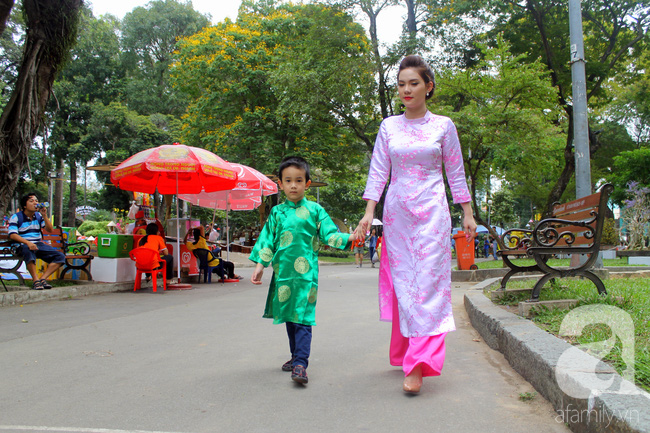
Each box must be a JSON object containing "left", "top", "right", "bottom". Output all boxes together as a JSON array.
[
  {"left": 530, "top": 273, "right": 556, "bottom": 302},
  {"left": 580, "top": 270, "right": 608, "bottom": 297},
  {"left": 499, "top": 269, "right": 519, "bottom": 290}
]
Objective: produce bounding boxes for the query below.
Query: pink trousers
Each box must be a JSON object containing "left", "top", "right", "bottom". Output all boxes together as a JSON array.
[{"left": 389, "top": 291, "right": 447, "bottom": 377}]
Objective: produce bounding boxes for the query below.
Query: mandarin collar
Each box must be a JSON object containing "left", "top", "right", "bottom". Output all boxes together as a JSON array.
[
  {"left": 402, "top": 110, "right": 432, "bottom": 124},
  {"left": 284, "top": 197, "right": 307, "bottom": 208}
]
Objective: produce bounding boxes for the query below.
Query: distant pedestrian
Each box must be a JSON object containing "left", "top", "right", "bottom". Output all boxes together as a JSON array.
[
  {"left": 351, "top": 236, "right": 365, "bottom": 268},
  {"left": 250, "top": 156, "right": 359, "bottom": 385},
  {"left": 483, "top": 237, "right": 490, "bottom": 258},
  {"left": 490, "top": 228, "right": 499, "bottom": 260},
  {"left": 368, "top": 228, "right": 379, "bottom": 268}
]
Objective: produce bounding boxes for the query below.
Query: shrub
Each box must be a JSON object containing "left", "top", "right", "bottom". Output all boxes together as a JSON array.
[
  {"left": 318, "top": 246, "right": 350, "bottom": 258},
  {"left": 78, "top": 220, "right": 111, "bottom": 236},
  {"left": 601, "top": 217, "right": 618, "bottom": 246}
]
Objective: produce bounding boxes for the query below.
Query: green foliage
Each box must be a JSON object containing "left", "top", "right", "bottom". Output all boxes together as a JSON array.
[
  {"left": 317, "top": 177, "right": 367, "bottom": 223},
  {"left": 488, "top": 189, "right": 517, "bottom": 228},
  {"left": 435, "top": 36, "right": 562, "bottom": 223},
  {"left": 170, "top": 2, "right": 375, "bottom": 180},
  {"left": 610, "top": 148, "right": 650, "bottom": 205},
  {"left": 425, "top": 0, "right": 650, "bottom": 210},
  {"left": 318, "top": 246, "right": 350, "bottom": 258},
  {"left": 86, "top": 209, "right": 112, "bottom": 221},
  {"left": 0, "top": 4, "right": 25, "bottom": 108},
  {"left": 120, "top": 0, "right": 210, "bottom": 116},
  {"left": 77, "top": 220, "right": 111, "bottom": 236},
  {"left": 601, "top": 218, "right": 619, "bottom": 246}
]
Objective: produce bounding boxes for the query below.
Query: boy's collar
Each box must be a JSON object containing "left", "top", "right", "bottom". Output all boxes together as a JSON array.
[{"left": 284, "top": 197, "right": 308, "bottom": 208}]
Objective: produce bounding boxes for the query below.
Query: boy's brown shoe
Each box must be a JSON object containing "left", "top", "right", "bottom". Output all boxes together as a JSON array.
[{"left": 291, "top": 364, "right": 308, "bottom": 384}]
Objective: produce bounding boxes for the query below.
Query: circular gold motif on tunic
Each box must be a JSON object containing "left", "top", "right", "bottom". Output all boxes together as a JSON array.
[
  {"left": 311, "top": 236, "right": 319, "bottom": 251},
  {"left": 294, "top": 257, "right": 310, "bottom": 274},
  {"left": 327, "top": 234, "right": 343, "bottom": 248},
  {"left": 259, "top": 247, "right": 273, "bottom": 262},
  {"left": 308, "top": 287, "right": 318, "bottom": 303},
  {"left": 295, "top": 206, "right": 310, "bottom": 220},
  {"left": 280, "top": 231, "right": 293, "bottom": 248},
  {"left": 278, "top": 285, "right": 291, "bottom": 302},
  {"left": 272, "top": 263, "right": 279, "bottom": 274}
]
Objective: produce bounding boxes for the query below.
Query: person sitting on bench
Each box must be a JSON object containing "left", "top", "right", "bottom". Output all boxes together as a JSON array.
[{"left": 8, "top": 193, "right": 65, "bottom": 290}]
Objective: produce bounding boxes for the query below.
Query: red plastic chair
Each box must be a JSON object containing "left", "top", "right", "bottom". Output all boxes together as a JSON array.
[{"left": 129, "top": 247, "right": 166, "bottom": 292}]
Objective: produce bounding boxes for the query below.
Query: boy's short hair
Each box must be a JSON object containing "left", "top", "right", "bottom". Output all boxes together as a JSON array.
[
  {"left": 278, "top": 156, "right": 311, "bottom": 182},
  {"left": 20, "top": 193, "right": 38, "bottom": 210}
]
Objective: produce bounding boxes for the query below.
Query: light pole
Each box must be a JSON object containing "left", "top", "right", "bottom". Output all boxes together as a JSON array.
[{"left": 487, "top": 199, "right": 493, "bottom": 227}]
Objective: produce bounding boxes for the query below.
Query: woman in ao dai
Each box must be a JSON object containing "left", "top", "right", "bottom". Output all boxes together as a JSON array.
[{"left": 357, "top": 55, "right": 477, "bottom": 393}]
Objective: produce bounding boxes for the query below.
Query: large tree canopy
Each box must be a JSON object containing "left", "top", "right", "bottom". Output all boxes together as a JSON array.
[
  {"left": 171, "top": 2, "right": 376, "bottom": 178},
  {"left": 424, "top": 0, "right": 650, "bottom": 213},
  {"left": 434, "top": 37, "right": 562, "bottom": 231}
]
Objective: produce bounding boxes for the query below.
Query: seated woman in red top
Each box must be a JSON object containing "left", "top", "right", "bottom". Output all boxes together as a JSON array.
[{"left": 139, "top": 223, "right": 173, "bottom": 283}]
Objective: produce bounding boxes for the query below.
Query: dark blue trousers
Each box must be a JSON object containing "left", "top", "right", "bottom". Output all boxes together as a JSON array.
[{"left": 286, "top": 322, "right": 312, "bottom": 368}]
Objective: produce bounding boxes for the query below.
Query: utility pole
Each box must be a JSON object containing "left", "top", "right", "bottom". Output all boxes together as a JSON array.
[
  {"left": 569, "top": 0, "right": 602, "bottom": 268},
  {"left": 569, "top": 0, "right": 592, "bottom": 199}
]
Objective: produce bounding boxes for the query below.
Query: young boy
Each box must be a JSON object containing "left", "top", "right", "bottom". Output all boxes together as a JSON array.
[{"left": 250, "top": 156, "right": 357, "bottom": 385}]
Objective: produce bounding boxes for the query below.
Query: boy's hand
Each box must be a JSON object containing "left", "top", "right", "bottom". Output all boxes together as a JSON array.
[{"left": 251, "top": 263, "right": 264, "bottom": 285}]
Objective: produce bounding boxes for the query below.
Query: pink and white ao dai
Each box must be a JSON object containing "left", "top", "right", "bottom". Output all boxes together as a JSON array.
[{"left": 364, "top": 111, "right": 471, "bottom": 339}]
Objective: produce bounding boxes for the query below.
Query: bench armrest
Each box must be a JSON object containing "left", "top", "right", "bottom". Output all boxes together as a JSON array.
[
  {"left": 531, "top": 212, "right": 597, "bottom": 248},
  {"left": 500, "top": 228, "right": 534, "bottom": 251},
  {"left": 64, "top": 241, "right": 92, "bottom": 255}
]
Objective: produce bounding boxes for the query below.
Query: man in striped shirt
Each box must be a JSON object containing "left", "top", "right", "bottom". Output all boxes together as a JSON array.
[{"left": 8, "top": 193, "right": 65, "bottom": 290}]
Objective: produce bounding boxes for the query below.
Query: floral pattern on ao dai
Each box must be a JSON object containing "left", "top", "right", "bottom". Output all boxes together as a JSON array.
[{"left": 363, "top": 111, "right": 471, "bottom": 338}]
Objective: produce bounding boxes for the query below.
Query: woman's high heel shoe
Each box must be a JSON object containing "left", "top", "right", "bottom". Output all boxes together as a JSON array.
[{"left": 403, "top": 367, "right": 423, "bottom": 393}]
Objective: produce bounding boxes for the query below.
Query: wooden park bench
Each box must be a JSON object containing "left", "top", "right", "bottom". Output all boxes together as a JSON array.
[
  {"left": 0, "top": 226, "right": 26, "bottom": 288},
  {"left": 0, "top": 226, "right": 94, "bottom": 288},
  {"left": 498, "top": 183, "right": 614, "bottom": 301},
  {"left": 42, "top": 227, "right": 94, "bottom": 281}
]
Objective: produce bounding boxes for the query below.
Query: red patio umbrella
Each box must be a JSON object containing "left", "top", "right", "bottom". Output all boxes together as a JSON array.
[
  {"left": 110, "top": 143, "right": 238, "bottom": 285},
  {"left": 110, "top": 143, "right": 238, "bottom": 194}
]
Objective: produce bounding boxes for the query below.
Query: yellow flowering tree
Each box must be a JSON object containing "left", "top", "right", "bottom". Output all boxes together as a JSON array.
[{"left": 170, "top": 2, "right": 377, "bottom": 179}]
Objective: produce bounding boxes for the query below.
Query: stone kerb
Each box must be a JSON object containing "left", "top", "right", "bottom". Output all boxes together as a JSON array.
[{"left": 465, "top": 281, "right": 650, "bottom": 433}]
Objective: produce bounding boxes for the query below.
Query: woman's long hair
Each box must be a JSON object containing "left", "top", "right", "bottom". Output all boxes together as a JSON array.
[
  {"left": 139, "top": 222, "right": 159, "bottom": 246},
  {"left": 192, "top": 228, "right": 202, "bottom": 245}
]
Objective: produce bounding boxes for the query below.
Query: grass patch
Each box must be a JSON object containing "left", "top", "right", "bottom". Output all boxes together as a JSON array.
[
  {"left": 488, "top": 277, "right": 650, "bottom": 392},
  {"left": 0, "top": 278, "right": 78, "bottom": 288},
  {"left": 318, "top": 255, "right": 355, "bottom": 263},
  {"left": 474, "top": 257, "right": 636, "bottom": 270}
]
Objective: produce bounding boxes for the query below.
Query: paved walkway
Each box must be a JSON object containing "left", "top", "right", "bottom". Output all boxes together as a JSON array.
[{"left": 0, "top": 265, "right": 568, "bottom": 433}]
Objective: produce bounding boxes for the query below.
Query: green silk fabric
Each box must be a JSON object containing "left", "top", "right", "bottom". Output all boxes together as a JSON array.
[{"left": 249, "top": 198, "right": 350, "bottom": 325}]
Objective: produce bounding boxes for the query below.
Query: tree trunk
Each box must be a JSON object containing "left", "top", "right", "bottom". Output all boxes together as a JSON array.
[
  {"left": 0, "top": 0, "right": 82, "bottom": 217},
  {"left": 366, "top": 10, "right": 390, "bottom": 119},
  {"left": 404, "top": 0, "right": 417, "bottom": 52},
  {"left": 54, "top": 158, "right": 63, "bottom": 226},
  {"left": 0, "top": 0, "right": 15, "bottom": 36},
  {"left": 67, "top": 162, "right": 77, "bottom": 226}
]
